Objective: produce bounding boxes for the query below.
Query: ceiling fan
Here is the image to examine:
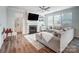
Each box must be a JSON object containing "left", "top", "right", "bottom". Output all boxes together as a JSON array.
[{"left": 39, "top": 6, "right": 50, "bottom": 11}]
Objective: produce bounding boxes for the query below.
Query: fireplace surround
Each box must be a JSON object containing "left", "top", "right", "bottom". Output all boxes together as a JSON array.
[{"left": 29, "top": 25, "right": 37, "bottom": 34}]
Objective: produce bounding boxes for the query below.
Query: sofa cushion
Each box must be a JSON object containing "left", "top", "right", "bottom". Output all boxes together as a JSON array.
[{"left": 41, "top": 32, "right": 54, "bottom": 43}]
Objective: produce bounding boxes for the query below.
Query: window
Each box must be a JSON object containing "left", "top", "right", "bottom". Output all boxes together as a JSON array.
[
  {"left": 54, "top": 14, "right": 61, "bottom": 26},
  {"left": 62, "top": 12, "right": 72, "bottom": 27},
  {"left": 47, "top": 15, "right": 54, "bottom": 27}
]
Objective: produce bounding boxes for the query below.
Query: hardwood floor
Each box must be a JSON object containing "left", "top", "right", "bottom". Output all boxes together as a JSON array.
[
  {"left": 0, "top": 34, "right": 55, "bottom": 53},
  {"left": 63, "top": 37, "right": 79, "bottom": 53}
]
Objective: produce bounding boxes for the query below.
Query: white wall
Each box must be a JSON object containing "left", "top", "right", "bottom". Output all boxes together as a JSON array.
[
  {"left": 7, "top": 7, "right": 26, "bottom": 34},
  {"left": 7, "top": 7, "right": 48, "bottom": 35},
  {"left": 0, "top": 6, "right": 7, "bottom": 48}
]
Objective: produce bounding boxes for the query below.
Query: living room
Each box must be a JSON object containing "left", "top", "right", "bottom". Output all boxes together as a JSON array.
[{"left": 0, "top": 6, "right": 79, "bottom": 53}]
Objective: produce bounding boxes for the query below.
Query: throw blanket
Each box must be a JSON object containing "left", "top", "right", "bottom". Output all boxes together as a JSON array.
[{"left": 40, "top": 32, "right": 54, "bottom": 43}]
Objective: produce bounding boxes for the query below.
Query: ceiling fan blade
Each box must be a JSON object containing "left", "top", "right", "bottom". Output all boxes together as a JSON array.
[
  {"left": 39, "top": 6, "right": 44, "bottom": 10},
  {"left": 39, "top": 6, "right": 50, "bottom": 10},
  {"left": 45, "top": 7, "right": 50, "bottom": 10}
]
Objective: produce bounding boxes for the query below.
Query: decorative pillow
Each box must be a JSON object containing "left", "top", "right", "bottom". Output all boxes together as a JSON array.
[
  {"left": 41, "top": 32, "right": 54, "bottom": 43},
  {"left": 53, "top": 26, "right": 62, "bottom": 30},
  {"left": 63, "top": 27, "right": 72, "bottom": 31},
  {"left": 54, "top": 32, "right": 61, "bottom": 38}
]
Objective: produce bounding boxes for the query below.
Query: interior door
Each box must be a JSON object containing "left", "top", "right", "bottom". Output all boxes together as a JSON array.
[{"left": 15, "top": 18, "right": 23, "bottom": 33}]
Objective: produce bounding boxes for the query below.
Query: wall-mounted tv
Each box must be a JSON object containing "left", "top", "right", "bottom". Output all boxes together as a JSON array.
[{"left": 28, "top": 13, "right": 39, "bottom": 21}]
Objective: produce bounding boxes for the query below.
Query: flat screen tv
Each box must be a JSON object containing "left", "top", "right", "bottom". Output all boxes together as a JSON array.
[{"left": 28, "top": 13, "right": 39, "bottom": 21}]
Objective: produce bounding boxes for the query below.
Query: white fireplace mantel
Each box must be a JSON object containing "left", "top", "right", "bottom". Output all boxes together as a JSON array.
[{"left": 26, "top": 20, "right": 40, "bottom": 34}]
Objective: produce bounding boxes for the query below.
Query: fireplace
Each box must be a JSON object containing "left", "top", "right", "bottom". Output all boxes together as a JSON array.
[{"left": 29, "top": 25, "right": 37, "bottom": 34}]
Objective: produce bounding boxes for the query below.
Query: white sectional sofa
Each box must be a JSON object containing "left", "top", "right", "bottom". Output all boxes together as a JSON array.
[
  {"left": 36, "top": 28, "right": 74, "bottom": 52},
  {"left": 60, "top": 28, "right": 74, "bottom": 52},
  {"left": 36, "top": 32, "right": 60, "bottom": 52}
]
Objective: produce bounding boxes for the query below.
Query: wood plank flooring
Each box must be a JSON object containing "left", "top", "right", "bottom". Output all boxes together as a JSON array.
[
  {"left": 63, "top": 37, "right": 79, "bottom": 53},
  {"left": 0, "top": 34, "right": 55, "bottom": 53}
]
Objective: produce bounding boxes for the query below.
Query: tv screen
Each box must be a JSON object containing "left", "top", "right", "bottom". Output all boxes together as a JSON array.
[{"left": 28, "top": 13, "right": 39, "bottom": 21}]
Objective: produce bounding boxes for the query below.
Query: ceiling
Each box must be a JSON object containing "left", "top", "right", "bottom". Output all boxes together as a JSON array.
[{"left": 9, "top": 6, "right": 73, "bottom": 15}]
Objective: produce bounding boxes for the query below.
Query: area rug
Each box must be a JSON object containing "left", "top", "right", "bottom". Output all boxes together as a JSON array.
[{"left": 24, "top": 34, "right": 45, "bottom": 50}]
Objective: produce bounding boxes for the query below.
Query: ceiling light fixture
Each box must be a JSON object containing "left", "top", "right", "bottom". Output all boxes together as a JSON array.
[{"left": 39, "top": 6, "right": 50, "bottom": 11}]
